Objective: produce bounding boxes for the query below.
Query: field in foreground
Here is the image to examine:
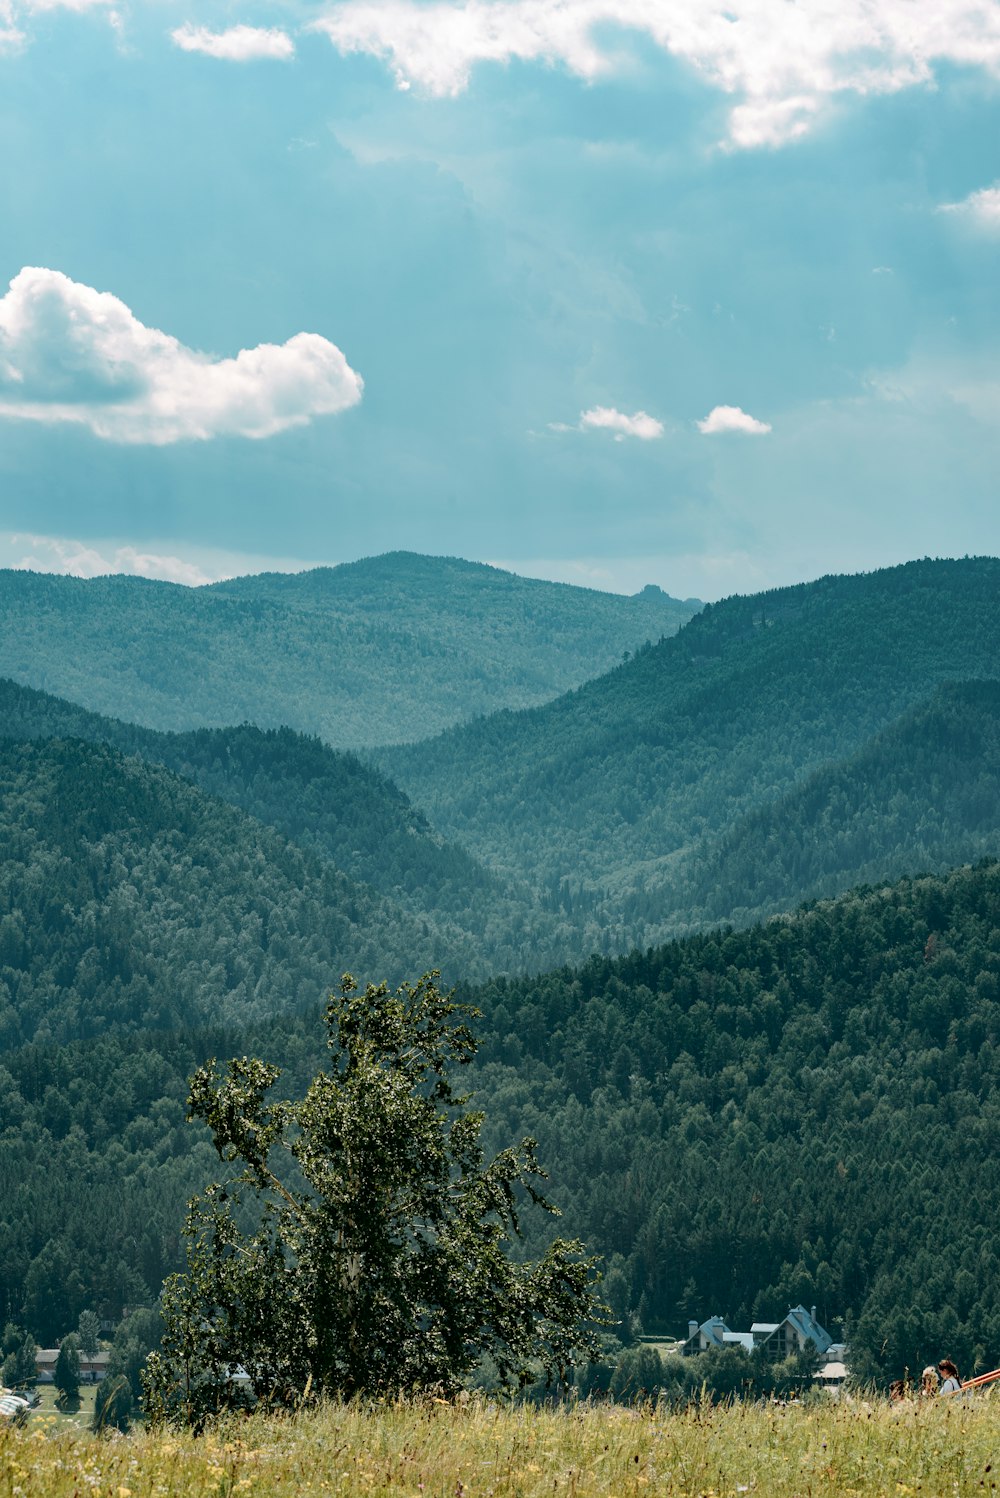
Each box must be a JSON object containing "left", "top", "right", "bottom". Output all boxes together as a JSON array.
[{"left": 4, "top": 1396, "right": 999, "bottom": 1497}]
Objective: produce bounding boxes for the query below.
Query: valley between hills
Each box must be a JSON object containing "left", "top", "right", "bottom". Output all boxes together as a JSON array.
[{"left": 2, "top": 551, "right": 1000, "bottom": 1386}]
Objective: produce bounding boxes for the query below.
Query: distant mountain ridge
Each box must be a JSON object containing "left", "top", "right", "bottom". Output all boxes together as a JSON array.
[{"left": 0, "top": 553, "right": 700, "bottom": 748}]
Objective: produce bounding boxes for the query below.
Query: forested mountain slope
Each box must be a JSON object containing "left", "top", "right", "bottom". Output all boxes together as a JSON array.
[
  {"left": 0, "top": 678, "right": 489, "bottom": 913},
  {"left": 378, "top": 558, "right": 1000, "bottom": 914},
  {"left": 663, "top": 680, "right": 1000, "bottom": 930},
  {"left": 469, "top": 859, "right": 1000, "bottom": 1381},
  {"left": 0, "top": 555, "right": 698, "bottom": 748},
  {"left": 0, "top": 680, "right": 579, "bottom": 973},
  {"left": 4, "top": 860, "right": 1000, "bottom": 1379},
  {"left": 0, "top": 735, "right": 465, "bottom": 1049}
]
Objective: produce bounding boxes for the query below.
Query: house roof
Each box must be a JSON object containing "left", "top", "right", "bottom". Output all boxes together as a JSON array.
[
  {"left": 699, "top": 1317, "right": 730, "bottom": 1346},
  {"left": 36, "top": 1348, "right": 110, "bottom": 1365},
  {"left": 722, "top": 1332, "right": 754, "bottom": 1353},
  {"left": 784, "top": 1305, "right": 833, "bottom": 1355}
]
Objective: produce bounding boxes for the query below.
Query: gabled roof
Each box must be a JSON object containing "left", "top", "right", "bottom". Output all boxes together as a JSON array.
[
  {"left": 682, "top": 1315, "right": 731, "bottom": 1349},
  {"left": 784, "top": 1305, "right": 833, "bottom": 1355},
  {"left": 698, "top": 1316, "right": 731, "bottom": 1346}
]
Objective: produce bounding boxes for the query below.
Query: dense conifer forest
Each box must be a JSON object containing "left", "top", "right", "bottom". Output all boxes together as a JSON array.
[
  {"left": 3, "top": 554, "right": 1000, "bottom": 1393},
  {"left": 3, "top": 860, "right": 1000, "bottom": 1379},
  {"left": 0, "top": 734, "right": 464, "bottom": 1048}
]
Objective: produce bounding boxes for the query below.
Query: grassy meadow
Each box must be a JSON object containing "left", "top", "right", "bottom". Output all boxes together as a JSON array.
[{"left": 3, "top": 1394, "right": 999, "bottom": 1498}]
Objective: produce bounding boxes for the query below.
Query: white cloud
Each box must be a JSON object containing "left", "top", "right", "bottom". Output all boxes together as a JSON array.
[
  {"left": 0, "top": 267, "right": 363, "bottom": 444},
  {"left": 0, "top": 0, "right": 23, "bottom": 48},
  {"left": 939, "top": 183, "right": 1000, "bottom": 229},
  {"left": 9, "top": 534, "right": 216, "bottom": 585},
  {"left": 171, "top": 23, "right": 295, "bottom": 61},
  {"left": 697, "top": 404, "right": 771, "bottom": 434},
  {"left": 311, "top": 0, "right": 1000, "bottom": 147},
  {"left": 579, "top": 405, "right": 664, "bottom": 440}
]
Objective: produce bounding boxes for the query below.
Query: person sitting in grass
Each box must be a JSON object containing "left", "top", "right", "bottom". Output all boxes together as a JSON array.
[
  {"left": 920, "top": 1365, "right": 940, "bottom": 1397},
  {"left": 938, "top": 1359, "right": 962, "bottom": 1394}
]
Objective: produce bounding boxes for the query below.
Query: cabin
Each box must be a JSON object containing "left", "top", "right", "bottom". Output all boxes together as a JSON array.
[{"left": 681, "top": 1305, "right": 836, "bottom": 1364}]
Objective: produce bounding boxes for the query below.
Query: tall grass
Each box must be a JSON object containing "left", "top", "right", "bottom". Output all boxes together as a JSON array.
[{"left": 2, "top": 1394, "right": 997, "bottom": 1497}]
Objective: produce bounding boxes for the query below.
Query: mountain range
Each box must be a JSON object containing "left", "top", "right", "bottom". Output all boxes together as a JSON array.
[
  {"left": 2, "top": 551, "right": 1000, "bottom": 1381},
  {"left": 0, "top": 553, "right": 698, "bottom": 749}
]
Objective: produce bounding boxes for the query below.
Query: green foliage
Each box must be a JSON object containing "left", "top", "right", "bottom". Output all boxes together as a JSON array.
[
  {"left": 92, "top": 1374, "right": 134, "bottom": 1434},
  {"left": 0, "top": 554, "right": 697, "bottom": 749},
  {"left": 467, "top": 860, "right": 1000, "bottom": 1380},
  {"left": 77, "top": 1311, "right": 100, "bottom": 1361},
  {"left": 104, "top": 1305, "right": 164, "bottom": 1414},
  {"left": 22, "top": 1241, "right": 86, "bottom": 1349},
  {"left": 54, "top": 1334, "right": 81, "bottom": 1406},
  {"left": 3, "top": 1330, "right": 37, "bottom": 1388},
  {"left": 143, "top": 973, "right": 601, "bottom": 1426}
]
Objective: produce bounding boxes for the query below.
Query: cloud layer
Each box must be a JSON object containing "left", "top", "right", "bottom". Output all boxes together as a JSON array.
[
  {"left": 580, "top": 405, "right": 664, "bottom": 440},
  {"left": 312, "top": 0, "right": 1000, "bottom": 146},
  {"left": 171, "top": 24, "right": 295, "bottom": 61},
  {"left": 0, "top": 268, "right": 363, "bottom": 444},
  {"left": 697, "top": 404, "right": 771, "bottom": 434}
]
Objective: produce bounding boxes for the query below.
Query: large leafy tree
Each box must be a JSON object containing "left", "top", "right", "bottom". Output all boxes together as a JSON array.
[{"left": 144, "top": 973, "right": 600, "bottom": 1426}]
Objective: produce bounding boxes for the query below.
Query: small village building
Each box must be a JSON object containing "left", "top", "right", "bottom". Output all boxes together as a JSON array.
[
  {"left": 681, "top": 1316, "right": 732, "bottom": 1355},
  {"left": 753, "top": 1306, "right": 833, "bottom": 1362},
  {"left": 682, "top": 1305, "right": 837, "bottom": 1365},
  {"left": 35, "top": 1348, "right": 111, "bottom": 1384},
  {"left": 813, "top": 1360, "right": 849, "bottom": 1397}
]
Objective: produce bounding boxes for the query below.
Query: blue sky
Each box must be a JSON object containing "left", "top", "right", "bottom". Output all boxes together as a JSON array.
[{"left": 1, "top": 0, "right": 999, "bottom": 600}]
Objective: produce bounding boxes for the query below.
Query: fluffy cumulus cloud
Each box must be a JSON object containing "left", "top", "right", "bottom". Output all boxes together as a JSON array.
[
  {"left": 0, "top": 267, "right": 363, "bottom": 444},
  {"left": 171, "top": 23, "right": 295, "bottom": 60},
  {"left": 697, "top": 404, "right": 771, "bottom": 434},
  {"left": 579, "top": 405, "right": 664, "bottom": 440},
  {"left": 312, "top": 0, "right": 1000, "bottom": 146},
  {"left": 939, "top": 183, "right": 1000, "bottom": 229}
]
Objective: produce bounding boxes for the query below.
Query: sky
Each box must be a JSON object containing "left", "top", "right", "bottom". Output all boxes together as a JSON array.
[{"left": 0, "top": 0, "right": 999, "bottom": 601}]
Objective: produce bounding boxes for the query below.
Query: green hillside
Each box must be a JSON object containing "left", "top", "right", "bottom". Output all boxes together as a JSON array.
[
  {"left": 664, "top": 679, "right": 1000, "bottom": 930},
  {"left": 469, "top": 858, "right": 1000, "bottom": 1380},
  {"left": 0, "top": 735, "right": 466, "bottom": 1049},
  {"left": 0, "top": 679, "right": 578, "bottom": 974},
  {"left": 378, "top": 558, "right": 1000, "bottom": 933},
  {"left": 4, "top": 859, "right": 1000, "bottom": 1378},
  {"left": 0, "top": 554, "right": 699, "bottom": 749},
  {"left": 0, "top": 678, "right": 490, "bottom": 913}
]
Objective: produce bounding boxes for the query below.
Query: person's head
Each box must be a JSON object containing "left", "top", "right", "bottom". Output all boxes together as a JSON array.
[
  {"left": 921, "top": 1365, "right": 939, "bottom": 1389},
  {"left": 938, "top": 1359, "right": 959, "bottom": 1381},
  {"left": 888, "top": 1379, "right": 905, "bottom": 1401}
]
